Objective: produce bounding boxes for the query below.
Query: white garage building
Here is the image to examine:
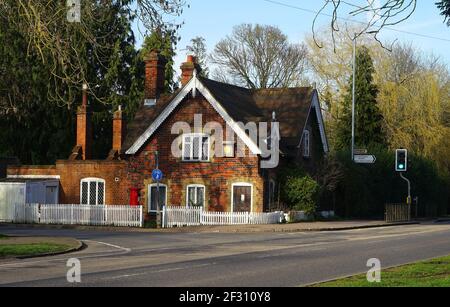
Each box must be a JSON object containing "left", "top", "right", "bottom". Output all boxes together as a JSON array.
[{"left": 0, "top": 178, "right": 59, "bottom": 222}]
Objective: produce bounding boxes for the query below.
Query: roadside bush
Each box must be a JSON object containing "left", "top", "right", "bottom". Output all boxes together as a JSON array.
[
  {"left": 329, "top": 147, "right": 449, "bottom": 218},
  {"left": 284, "top": 175, "right": 320, "bottom": 215}
]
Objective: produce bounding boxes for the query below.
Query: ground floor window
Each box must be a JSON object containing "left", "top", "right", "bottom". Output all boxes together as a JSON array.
[
  {"left": 148, "top": 184, "right": 167, "bottom": 212},
  {"left": 232, "top": 183, "right": 253, "bottom": 212},
  {"left": 186, "top": 185, "right": 205, "bottom": 208},
  {"left": 80, "top": 178, "right": 105, "bottom": 205}
]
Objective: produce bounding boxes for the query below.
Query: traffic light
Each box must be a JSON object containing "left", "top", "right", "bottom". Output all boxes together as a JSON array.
[{"left": 396, "top": 149, "right": 408, "bottom": 172}]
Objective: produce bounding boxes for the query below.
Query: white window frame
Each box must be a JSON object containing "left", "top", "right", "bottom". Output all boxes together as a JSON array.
[
  {"left": 148, "top": 184, "right": 168, "bottom": 213},
  {"left": 303, "top": 130, "right": 310, "bottom": 158},
  {"left": 231, "top": 182, "right": 253, "bottom": 213},
  {"left": 80, "top": 178, "right": 105, "bottom": 206},
  {"left": 186, "top": 184, "right": 206, "bottom": 208},
  {"left": 182, "top": 133, "right": 210, "bottom": 162}
]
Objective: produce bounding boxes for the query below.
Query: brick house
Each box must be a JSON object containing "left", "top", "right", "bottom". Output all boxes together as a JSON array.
[{"left": 7, "top": 52, "right": 329, "bottom": 218}]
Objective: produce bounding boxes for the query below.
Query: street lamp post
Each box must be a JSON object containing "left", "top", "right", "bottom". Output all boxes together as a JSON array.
[{"left": 351, "top": 34, "right": 357, "bottom": 161}]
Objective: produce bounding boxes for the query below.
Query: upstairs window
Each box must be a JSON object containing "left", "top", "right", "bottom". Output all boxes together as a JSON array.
[
  {"left": 80, "top": 178, "right": 105, "bottom": 205},
  {"left": 182, "top": 134, "right": 210, "bottom": 162},
  {"left": 303, "top": 130, "right": 310, "bottom": 158}
]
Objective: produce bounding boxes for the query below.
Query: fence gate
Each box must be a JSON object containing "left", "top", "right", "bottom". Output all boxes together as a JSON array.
[{"left": 385, "top": 203, "right": 411, "bottom": 223}]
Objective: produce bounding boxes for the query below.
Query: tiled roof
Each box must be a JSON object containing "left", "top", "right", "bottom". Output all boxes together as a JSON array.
[{"left": 123, "top": 78, "right": 315, "bottom": 155}]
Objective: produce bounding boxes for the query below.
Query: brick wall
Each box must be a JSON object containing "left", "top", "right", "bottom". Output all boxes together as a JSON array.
[
  {"left": 55, "top": 160, "right": 129, "bottom": 205},
  {"left": 127, "top": 94, "right": 265, "bottom": 215},
  {"left": 8, "top": 161, "right": 129, "bottom": 205}
]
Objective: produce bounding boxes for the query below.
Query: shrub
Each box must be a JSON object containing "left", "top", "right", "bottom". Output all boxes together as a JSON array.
[
  {"left": 329, "top": 147, "right": 450, "bottom": 218},
  {"left": 284, "top": 175, "right": 320, "bottom": 215}
]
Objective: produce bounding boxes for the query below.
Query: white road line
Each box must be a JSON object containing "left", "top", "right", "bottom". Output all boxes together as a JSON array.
[
  {"left": 105, "top": 263, "right": 216, "bottom": 280},
  {"left": 0, "top": 240, "right": 131, "bottom": 268},
  {"left": 83, "top": 240, "right": 131, "bottom": 252}
]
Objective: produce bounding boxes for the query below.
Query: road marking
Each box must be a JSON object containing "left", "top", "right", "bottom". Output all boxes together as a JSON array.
[
  {"left": 109, "top": 273, "right": 146, "bottom": 280},
  {"left": 0, "top": 240, "right": 131, "bottom": 268},
  {"left": 105, "top": 262, "right": 216, "bottom": 280},
  {"left": 83, "top": 240, "right": 131, "bottom": 252}
]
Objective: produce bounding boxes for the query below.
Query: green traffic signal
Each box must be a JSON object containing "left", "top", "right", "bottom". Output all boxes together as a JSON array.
[{"left": 396, "top": 149, "right": 408, "bottom": 172}]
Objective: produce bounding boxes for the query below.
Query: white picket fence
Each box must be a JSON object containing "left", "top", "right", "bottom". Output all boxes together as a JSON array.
[
  {"left": 13, "top": 203, "right": 143, "bottom": 227},
  {"left": 162, "top": 206, "right": 284, "bottom": 228},
  {"left": 14, "top": 203, "right": 40, "bottom": 224}
]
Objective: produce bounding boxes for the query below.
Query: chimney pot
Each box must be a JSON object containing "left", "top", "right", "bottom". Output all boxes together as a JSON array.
[{"left": 181, "top": 55, "right": 202, "bottom": 87}]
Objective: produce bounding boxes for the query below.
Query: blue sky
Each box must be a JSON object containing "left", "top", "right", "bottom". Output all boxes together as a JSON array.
[{"left": 134, "top": 0, "right": 450, "bottom": 76}]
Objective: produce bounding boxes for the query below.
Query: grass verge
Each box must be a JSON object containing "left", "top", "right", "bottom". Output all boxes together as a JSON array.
[
  {"left": 0, "top": 234, "right": 8, "bottom": 240},
  {"left": 0, "top": 243, "right": 71, "bottom": 258},
  {"left": 315, "top": 255, "right": 450, "bottom": 287}
]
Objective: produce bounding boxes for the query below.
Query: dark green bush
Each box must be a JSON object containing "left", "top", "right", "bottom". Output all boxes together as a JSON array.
[
  {"left": 326, "top": 147, "right": 449, "bottom": 218},
  {"left": 284, "top": 174, "right": 320, "bottom": 215}
]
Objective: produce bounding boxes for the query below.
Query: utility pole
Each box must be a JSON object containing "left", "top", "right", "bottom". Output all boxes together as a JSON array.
[
  {"left": 351, "top": 34, "right": 357, "bottom": 161},
  {"left": 400, "top": 173, "right": 412, "bottom": 205}
]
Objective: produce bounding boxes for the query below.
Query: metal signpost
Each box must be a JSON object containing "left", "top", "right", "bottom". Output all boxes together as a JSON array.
[
  {"left": 354, "top": 155, "right": 377, "bottom": 164},
  {"left": 152, "top": 151, "right": 163, "bottom": 228},
  {"left": 350, "top": 36, "right": 377, "bottom": 166}
]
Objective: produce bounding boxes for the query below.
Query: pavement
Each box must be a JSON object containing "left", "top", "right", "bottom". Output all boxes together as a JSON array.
[
  {"left": 0, "top": 221, "right": 450, "bottom": 287},
  {"left": 6, "top": 220, "right": 418, "bottom": 233}
]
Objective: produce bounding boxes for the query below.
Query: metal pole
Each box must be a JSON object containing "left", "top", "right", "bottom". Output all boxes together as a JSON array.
[
  {"left": 155, "top": 151, "right": 161, "bottom": 228},
  {"left": 351, "top": 35, "right": 357, "bottom": 161},
  {"left": 400, "top": 173, "right": 412, "bottom": 205}
]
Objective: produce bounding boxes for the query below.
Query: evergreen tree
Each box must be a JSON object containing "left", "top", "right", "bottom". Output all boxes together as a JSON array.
[
  {"left": 186, "top": 36, "right": 209, "bottom": 77},
  {"left": 437, "top": 0, "right": 450, "bottom": 26},
  {"left": 0, "top": 1, "right": 144, "bottom": 163},
  {"left": 336, "top": 46, "right": 385, "bottom": 150},
  {"left": 85, "top": 2, "right": 144, "bottom": 158},
  {"left": 141, "top": 30, "right": 177, "bottom": 93}
]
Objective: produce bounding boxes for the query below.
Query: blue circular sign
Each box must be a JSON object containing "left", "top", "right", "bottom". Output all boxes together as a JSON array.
[{"left": 152, "top": 169, "right": 163, "bottom": 181}]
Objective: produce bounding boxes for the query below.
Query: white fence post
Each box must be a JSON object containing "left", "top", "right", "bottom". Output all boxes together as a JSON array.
[
  {"left": 9, "top": 204, "right": 143, "bottom": 228},
  {"left": 161, "top": 206, "right": 284, "bottom": 228}
]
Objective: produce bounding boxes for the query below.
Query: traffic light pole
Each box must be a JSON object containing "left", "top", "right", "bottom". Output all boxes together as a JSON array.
[{"left": 399, "top": 172, "right": 412, "bottom": 205}]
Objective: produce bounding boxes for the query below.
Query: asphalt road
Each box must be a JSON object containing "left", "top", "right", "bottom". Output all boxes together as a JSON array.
[{"left": 1, "top": 222, "right": 450, "bottom": 287}]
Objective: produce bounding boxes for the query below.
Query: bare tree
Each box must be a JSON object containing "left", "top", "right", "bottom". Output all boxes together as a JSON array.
[
  {"left": 211, "top": 24, "right": 308, "bottom": 89},
  {"left": 313, "top": 0, "right": 417, "bottom": 49},
  {"left": 0, "top": 0, "right": 186, "bottom": 108}
]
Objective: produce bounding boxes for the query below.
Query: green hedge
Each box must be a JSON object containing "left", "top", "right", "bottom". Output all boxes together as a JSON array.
[{"left": 327, "top": 148, "right": 449, "bottom": 218}]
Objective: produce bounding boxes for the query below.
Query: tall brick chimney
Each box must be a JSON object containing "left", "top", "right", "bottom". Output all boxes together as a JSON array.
[
  {"left": 180, "top": 55, "right": 201, "bottom": 86},
  {"left": 144, "top": 50, "right": 167, "bottom": 105},
  {"left": 76, "top": 83, "right": 92, "bottom": 160},
  {"left": 112, "top": 105, "right": 126, "bottom": 153}
]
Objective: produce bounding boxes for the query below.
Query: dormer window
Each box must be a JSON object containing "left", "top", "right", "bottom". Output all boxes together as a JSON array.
[
  {"left": 303, "top": 130, "right": 310, "bottom": 158},
  {"left": 182, "top": 133, "right": 210, "bottom": 162}
]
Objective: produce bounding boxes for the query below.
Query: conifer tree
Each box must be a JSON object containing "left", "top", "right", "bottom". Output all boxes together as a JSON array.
[{"left": 336, "top": 46, "right": 385, "bottom": 150}]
